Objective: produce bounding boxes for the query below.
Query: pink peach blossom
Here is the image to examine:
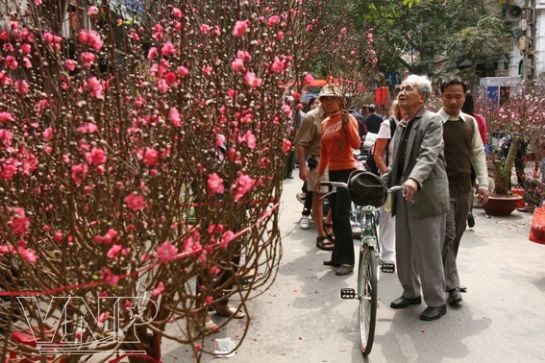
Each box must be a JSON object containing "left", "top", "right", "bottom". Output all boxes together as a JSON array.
[
  {"left": 231, "top": 58, "right": 245, "bottom": 73},
  {"left": 18, "top": 245, "right": 37, "bottom": 264},
  {"left": 267, "top": 15, "right": 280, "bottom": 27},
  {"left": 270, "top": 57, "right": 285, "bottom": 73},
  {"left": 5, "top": 56, "right": 18, "bottom": 70},
  {"left": 71, "top": 163, "right": 89, "bottom": 186},
  {"left": 87, "top": 6, "right": 99, "bottom": 16},
  {"left": 161, "top": 42, "right": 175, "bottom": 57},
  {"left": 234, "top": 174, "right": 255, "bottom": 201},
  {"left": 244, "top": 71, "right": 262, "bottom": 88},
  {"left": 85, "top": 147, "right": 107, "bottom": 166},
  {"left": 78, "top": 30, "right": 103, "bottom": 50},
  {"left": 0, "top": 112, "right": 14, "bottom": 123},
  {"left": 177, "top": 65, "right": 189, "bottom": 77},
  {"left": 220, "top": 230, "right": 235, "bottom": 249},
  {"left": 241, "top": 130, "right": 257, "bottom": 149},
  {"left": 169, "top": 107, "right": 182, "bottom": 127},
  {"left": 9, "top": 208, "right": 30, "bottom": 236},
  {"left": 124, "top": 193, "right": 145, "bottom": 211},
  {"left": 207, "top": 172, "right": 225, "bottom": 194},
  {"left": 152, "top": 281, "right": 165, "bottom": 297},
  {"left": 232, "top": 20, "right": 249, "bottom": 37},
  {"left": 1, "top": 158, "right": 18, "bottom": 180},
  {"left": 172, "top": 7, "right": 183, "bottom": 18},
  {"left": 303, "top": 73, "right": 314, "bottom": 85},
  {"left": 282, "top": 139, "right": 293, "bottom": 153},
  {"left": 156, "top": 241, "right": 177, "bottom": 263}
]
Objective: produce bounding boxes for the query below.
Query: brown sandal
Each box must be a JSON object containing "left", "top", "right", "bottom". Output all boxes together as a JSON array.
[
  {"left": 323, "top": 223, "right": 335, "bottom": 240},
  {"left": 316, "top": 236, "right": 334, "bottom": 251}
]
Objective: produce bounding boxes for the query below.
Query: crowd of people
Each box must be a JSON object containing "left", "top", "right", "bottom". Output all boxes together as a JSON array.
[{"left": 291, "top": 74, "right": 497, "bottom": 321}]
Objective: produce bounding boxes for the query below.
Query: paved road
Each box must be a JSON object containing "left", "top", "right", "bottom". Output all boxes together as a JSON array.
[{"left": 167, "top": 176, "right": 545, "bottom": 362}]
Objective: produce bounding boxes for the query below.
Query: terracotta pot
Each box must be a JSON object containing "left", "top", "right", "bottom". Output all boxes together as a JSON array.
[{"left": 482, "top": 194, "right": 523, "bottom": 216}]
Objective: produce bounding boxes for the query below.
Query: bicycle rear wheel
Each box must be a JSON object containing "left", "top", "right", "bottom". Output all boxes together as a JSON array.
[{"left": 358, "top": 244, "right": 377, "bottom": 357}]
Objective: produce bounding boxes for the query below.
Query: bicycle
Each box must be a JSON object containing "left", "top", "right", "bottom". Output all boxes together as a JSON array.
[{"left": 321, "top": 171, "right": 403, "bottom": 357}]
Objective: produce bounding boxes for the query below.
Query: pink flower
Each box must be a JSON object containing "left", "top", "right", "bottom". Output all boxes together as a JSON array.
[
  {"left": 147, "top": 47, "right": 158, "bottom": 60},
  {"left": 18, "top": 245, "right": 37, "bottom": 264},
  {"left": 0, "top": 244, "right": 15, "bottom": 254},
  {"left": 78, "top": 30, "right": 103, "bottom": 50},
  {"left": 0, "top": 112, "right": 14, "bottom": 123},
  {"left": 152, "top": 24, "right": 163, "bottom": 40},
  {"left": 71, "top": 163, "right": 88, "bottom": 186},
  {"left": 106, "top": 244, "right": 129, "bottom": 259},
  {"left": 231, "top": 58, "right": 245, "bottom": 73},
  {"left": 85, "top": 77, "right": 104, "bottom": 99},
  {"left": 35, "top": 0, "right": 42, "bottom": 5},
  {"left": 172, "top": 7, "right": 183, "bottom": 18},
  {"left": 240, "top": 130, "right": 257, "bottom": 149},
  {"left": 270, "top": 57, "right": 285, "bottom": 73},
  {"left": 94, "top": 228, "right": 118, "bottom": 245},
  {"left": 267, "top": 15, "right": 280, "bottom": 27},
  {"left": 21, "top": 43, "right": 32, "bottom": 54},
  {"left": 156, "top": 241, "right": 177, "bottom": 263},
  {"left": 65, "top": 59, "right": 76, "bottom": 71},
  {"left": 5, "top": 56, "right": 18, "bottom": 70},
  {"left": 220, "top": 230, "right": 235, "bottom": 249},
  {"left": 207, "top": 172, "right": 225, "bottom": 194},
  {"left": 80, "top": 51, "right": 96, "bottom": 68},
  {"left": 87, "top": 6, "right": 99, "bottom": 16},
  {"left": 177, "top": 65, "right": 189, "bottom": 77},
  {"left": 9, "top": 208, "right": 30, "bottom": 236},
  {"left": 15, "top": 80, "right": 29, "bottom": 95},
  {"left": 234, "top": 174, "right": 255, "bottom": 201},
  {"left": 244, "top": 71, "right": 262, "bottom": 88},
  {"left": 236, "top": 50, "right": 251, "bottom": 62},
  {"left": 200, "top": 24, "right": 211, "bottom": 34},
  {"left": 1, "top": 158, "right": 18, "bottom": 180},
  {"left": 35, "top": 99, "right": 49, "bottom": 115},
  {"left": 85, "top": 147, "right": 107, "bottom": 166},
  {"left": 77, "top": 122, "right": 98, "bottom": 134},
  {"left": 141, "top": 147, "right": 159, "bottom": 167},
  {"left": 124, "top": 193, "right": 145, "bottom": 211},
  {"left": 282, "top": 139, "right": 293, "bottom": 153},
  {"left": 152, "top": 281, "right": 165, "bottom": 297},
  {"left": 161, "top": 42, "right": 175, "bottom": 57},
  {"left": 0, "top": 129, "right": 13, "bottom": 146},
  {"left": 100, "top": 268, "right": 120, "bottom": 286},
  {"left": 169, "top": 107, "right": 182, "bottom": 127},
  {"left": 232, "top": 20, "right": 249, "bottom": 37},
  {"left": 277, "top": 31, "right": 284, "bottom": 41},
  {"left": 303, "top": 73, "right": 314, "bottom": 85}
]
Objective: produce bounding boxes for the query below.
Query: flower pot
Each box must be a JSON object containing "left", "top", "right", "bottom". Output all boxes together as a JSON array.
[{"left": 482, "top": 194, "right": 523, "bottom": 216}]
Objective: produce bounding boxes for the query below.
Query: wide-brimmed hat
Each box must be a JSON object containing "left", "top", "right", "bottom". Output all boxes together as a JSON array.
[
  {"left": 318, "top": 84, "right": 343, "bottom": 99},
  {"left": 348, "top": 170, "right": 387, "bottom": 207}
]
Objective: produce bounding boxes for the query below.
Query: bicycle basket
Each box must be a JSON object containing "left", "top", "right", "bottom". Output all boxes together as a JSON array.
[{"left": 348, "top": 170, "right": 387, "bottom": 207}]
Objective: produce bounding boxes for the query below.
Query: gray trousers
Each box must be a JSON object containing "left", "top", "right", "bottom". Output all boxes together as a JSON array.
[
  {"left": 443, "top": 191, "right": 471, "bottom": 291},
  {"left": 395, "top": 199, "right": 447, "bottom": 307}
]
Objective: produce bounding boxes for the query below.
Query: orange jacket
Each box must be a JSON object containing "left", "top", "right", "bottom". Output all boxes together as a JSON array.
[{"left": 318, "top": 113, "right": 361, "bottom": 174}]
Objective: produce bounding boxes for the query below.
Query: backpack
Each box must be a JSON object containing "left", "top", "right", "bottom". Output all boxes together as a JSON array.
[{"left": 366, "top": 117, "right": 397, "bottom": 175}]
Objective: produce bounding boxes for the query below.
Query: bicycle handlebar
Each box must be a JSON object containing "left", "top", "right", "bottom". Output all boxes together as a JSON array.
[{"left": 320, "top": 181, "right": 405, "bottom": 194}]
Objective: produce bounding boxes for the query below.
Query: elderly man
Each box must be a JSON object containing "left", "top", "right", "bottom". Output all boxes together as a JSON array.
[
  {"left": 438, "top": 76, "right": 488, "bottom": 306},
  {"left": 384, "top": 75, "right": 449, "bottom": 321}
]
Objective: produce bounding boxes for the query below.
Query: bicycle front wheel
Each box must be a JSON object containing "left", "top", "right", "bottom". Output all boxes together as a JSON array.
[{"left": 358, "top": 245, "right": 377, "bottom": 357}]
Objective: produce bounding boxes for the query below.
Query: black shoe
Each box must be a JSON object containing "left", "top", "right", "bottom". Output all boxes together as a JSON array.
[
  {"left": 447, "top": 288, "right": 463, "bottom": 306},
  {"left": 419, "top": 305, "right": 447, "bottom": 321},
  {"left": 390, "top": 296, "right": 422, "bottom": 309},
  {"left": 323, "top": 260, "right": 340, "bottom": 267},
  {"left": 467, "top": 213, "right": 475, "bottom": 228},
  {"left": 335, "top": 264, "right": 354, "bottom": 276}
]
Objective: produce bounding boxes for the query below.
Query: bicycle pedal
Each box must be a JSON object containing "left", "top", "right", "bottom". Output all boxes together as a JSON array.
[
  {"left": 340, "top": 288, "right": 356, "bottom": 299},
  {"left": 381, "top": 263, "right": 395, "bottom": 273}
]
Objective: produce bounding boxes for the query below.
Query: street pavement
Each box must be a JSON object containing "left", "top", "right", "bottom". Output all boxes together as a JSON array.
[{"left": 167, "top": 175, "right": 545, "bottom": 362}]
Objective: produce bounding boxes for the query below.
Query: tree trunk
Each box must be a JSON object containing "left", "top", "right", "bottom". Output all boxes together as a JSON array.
[{"left": 493, "top": 138, "right": 520, "bottom": 195}]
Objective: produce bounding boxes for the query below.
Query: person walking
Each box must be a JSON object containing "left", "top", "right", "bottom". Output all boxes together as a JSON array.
[
  {"left": 383, "top": 75, "right": 449, "bottom": 321},
  {"left": 364, "top": 103, "right": 383, "bottom": 134},
  {"left": 438, "top": 76, "right": 489, "bottom": 306},
  {"left": 316, "top": 84, "right": 361, "bottom": 276},
  {"left": 295, "top": 92, "right": 333, "bottom": 250}
]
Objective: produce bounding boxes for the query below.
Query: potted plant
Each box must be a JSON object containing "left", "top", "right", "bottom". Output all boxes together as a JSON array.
[{"left": 479, "top": 84, "right": 545, "bottom": 215}]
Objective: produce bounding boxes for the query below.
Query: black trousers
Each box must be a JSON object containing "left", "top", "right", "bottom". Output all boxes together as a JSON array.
[{"left": 328, "top": 169, "right": 356, "bottom": 266}]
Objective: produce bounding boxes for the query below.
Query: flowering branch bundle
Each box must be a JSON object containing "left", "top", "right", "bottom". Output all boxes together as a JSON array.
[{"left": 0, "top": 0, "right": 372, "bottom": 361}]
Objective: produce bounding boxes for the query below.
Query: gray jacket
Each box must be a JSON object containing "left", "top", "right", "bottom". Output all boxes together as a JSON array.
[{"left": 384, "top": 108, "right": 450, "bottom": 218}]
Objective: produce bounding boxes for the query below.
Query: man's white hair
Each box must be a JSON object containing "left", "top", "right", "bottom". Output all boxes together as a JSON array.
[{"left": 403, "top": 74, "right": 432, "bottom": 101}]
